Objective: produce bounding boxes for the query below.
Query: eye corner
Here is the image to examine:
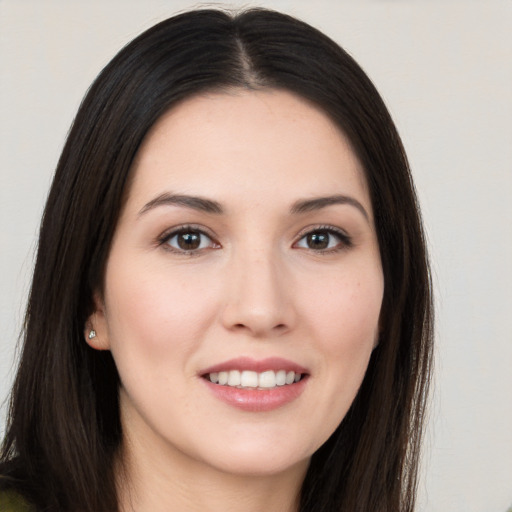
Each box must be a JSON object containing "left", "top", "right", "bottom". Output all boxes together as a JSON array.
[
  {"left": 293, "top": 225, "right": 353, "bottom": 253},
  {"left": 157, "top": 224, "right": 221, "bottom": 255}
]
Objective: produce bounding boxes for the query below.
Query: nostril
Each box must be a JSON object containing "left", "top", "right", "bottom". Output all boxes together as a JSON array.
[{"left": 230, "top": 322, "right": 288, "bottom": 334}]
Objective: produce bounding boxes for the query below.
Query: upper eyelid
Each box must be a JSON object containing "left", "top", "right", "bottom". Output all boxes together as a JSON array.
[
  {"left": 157, "top": 226, "right": 220, "bottom": 256},
  {"left": 159, "top": 224, "right": 217, "bottom": 241},
  {"left": 156, "top": 225, "right": 220, "bottom": 253},
  {"left": 156, "top": 223, "right": 351, "bottom": 248},
  {"left": 293, "top": 225, "right": 353, "bottom": 251},
  {"left": 295, "top": 224, "right": 350, "bottom": 239}
]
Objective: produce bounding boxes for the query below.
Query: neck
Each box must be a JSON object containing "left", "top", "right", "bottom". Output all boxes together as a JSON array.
[{"left": 116, "top": 428, "right": 308, "bottom": 512}]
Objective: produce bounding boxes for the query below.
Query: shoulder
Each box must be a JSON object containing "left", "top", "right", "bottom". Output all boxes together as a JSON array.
[{"left": 0, "top": 488, "right": 33, "bottom": 512}]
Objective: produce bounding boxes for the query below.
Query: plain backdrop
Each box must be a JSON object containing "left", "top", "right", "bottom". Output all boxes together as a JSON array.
[{"left": 1, "top": 1, "right": 511, "bottom": 511}]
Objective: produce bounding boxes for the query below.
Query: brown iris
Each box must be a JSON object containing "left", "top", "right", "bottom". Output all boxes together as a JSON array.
[
  {"left": 177, "top": 231, "right": 202, "bottom": 250},
  {"left": 306, "top": 231, "right": 330, "bottom": 250}
]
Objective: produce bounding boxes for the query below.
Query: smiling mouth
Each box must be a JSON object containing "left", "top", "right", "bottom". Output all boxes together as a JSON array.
[
  {"left": 204, "top": 369, "right": 306, "bottom": 389},
  {"left": 201, "top": 359, "right": 309, "bottom": 411}
]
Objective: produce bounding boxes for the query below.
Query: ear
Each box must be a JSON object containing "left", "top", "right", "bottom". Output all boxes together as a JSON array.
[{"left": 84, "top": 291, "right": 111, "bottom": 351}]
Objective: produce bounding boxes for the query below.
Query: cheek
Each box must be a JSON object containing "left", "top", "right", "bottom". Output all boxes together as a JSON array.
[
  {"left": 302, "top": 266, "right": 383, "bottom": 399},
  {"left": 102, "top": 260, "right": 221, "bottom": 365},
  {"left": 305, "top": 268, "right": 383, "bottom": 349}
]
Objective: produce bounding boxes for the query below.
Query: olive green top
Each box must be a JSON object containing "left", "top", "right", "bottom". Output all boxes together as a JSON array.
[{"left": 0, "top": 489, "right": 32, "bottom": 512}]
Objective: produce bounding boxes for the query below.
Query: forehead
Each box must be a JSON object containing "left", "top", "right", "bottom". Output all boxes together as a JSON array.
[{"left": 128, "top": 89, "right": 370, "bottom": 212}]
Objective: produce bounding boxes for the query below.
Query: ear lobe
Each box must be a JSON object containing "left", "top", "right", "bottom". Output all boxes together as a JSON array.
[{"left": 84, "top": 292, "right": 111, "bottom": 351}]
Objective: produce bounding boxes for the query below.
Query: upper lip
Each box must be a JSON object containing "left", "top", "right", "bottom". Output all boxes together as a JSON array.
[{"left": 200, "top": 357, "right": 309, "bottom": 376}]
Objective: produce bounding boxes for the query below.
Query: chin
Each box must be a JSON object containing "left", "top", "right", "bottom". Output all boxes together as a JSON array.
[
  {"left": 207, "top": 451, "right": 310, "bottom": 478},
  {"left": 189, "top": 432, "right": 316, "bottom": 478}
]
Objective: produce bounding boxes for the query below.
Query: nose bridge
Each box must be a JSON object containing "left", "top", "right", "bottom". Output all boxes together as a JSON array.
[{"left": 222, "top": 241, "right": 293, "bottom": 336}]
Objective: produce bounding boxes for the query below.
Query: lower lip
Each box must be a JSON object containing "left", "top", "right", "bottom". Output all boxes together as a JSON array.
[{"left": 202, "top": 377, "right": 308, "bottom": 412}]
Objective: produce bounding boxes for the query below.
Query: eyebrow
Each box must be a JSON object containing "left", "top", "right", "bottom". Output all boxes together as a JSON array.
[
  {"left": 290, "top": 195, "right": 369, "bottom": 221},
  {"left": 138, "top": 193, "right": 223, "bottom": 216},
  {"left": 138, "top": 192, "right": 369, "bottom": 221}
]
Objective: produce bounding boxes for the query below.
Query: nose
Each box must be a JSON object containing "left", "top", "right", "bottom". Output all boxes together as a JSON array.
[{"left": 220, "top": 247, "right": 296, "bottom": 338}]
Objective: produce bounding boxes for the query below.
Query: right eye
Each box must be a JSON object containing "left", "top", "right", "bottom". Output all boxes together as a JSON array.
[
  {"left": 161, "top": 227, "right": 218, "bottom": 253},
  {"left": 293, "top": 226, "right": 352, "bottom": 253}
]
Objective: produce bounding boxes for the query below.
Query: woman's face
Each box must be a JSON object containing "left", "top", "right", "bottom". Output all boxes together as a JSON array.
[{"left": 89, "top": 90, "right": 383, "bottom": 477}]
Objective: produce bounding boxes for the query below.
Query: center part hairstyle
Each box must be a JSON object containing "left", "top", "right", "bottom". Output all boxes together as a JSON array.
[{"left": 1, "top": 8, "right": 433, "bottom": 512}]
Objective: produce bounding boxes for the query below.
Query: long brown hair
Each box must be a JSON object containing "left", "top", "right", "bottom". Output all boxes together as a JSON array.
[{"left": 1, "top": 8, "right": 433, "bottom": 511}]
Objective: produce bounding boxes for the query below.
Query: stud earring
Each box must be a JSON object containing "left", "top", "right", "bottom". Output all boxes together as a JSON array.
[{"left": 88, "top": 330, "right": 97, "bottom": 339}]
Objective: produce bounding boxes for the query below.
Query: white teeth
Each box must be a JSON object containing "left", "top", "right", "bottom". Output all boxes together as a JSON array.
[
  {"left": 227, "top": 370, "right": 241, "bottom": 386},
  {"left": 208, "top": 369, "right": 303, "bottom": 388},
  {"left": 240, "top": 370, "right": 259, "bottom": 388},
  {"left": 276, "top": 370, "right": 286, "bottom": 386},
  {"left": 259, "top": 370, "right": 276, "bottom": 388}
]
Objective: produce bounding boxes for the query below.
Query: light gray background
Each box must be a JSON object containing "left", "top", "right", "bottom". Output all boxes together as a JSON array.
[{"left": 1, "top": 1, "right": 511, "bottom": 511}]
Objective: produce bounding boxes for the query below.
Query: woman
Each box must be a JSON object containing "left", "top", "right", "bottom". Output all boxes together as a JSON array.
[{"left": 0, "top": 8, "right": 433, "bottom": 512}]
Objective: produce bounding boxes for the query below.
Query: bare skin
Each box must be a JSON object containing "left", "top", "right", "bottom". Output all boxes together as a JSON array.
[{"left": 87, "top": 89, "right": 383, "bottom": 512}]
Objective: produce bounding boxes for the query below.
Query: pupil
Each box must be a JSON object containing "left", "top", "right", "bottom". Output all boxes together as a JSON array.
[
  {"left": 178, "top": 232, "right": 200, "bottom": 250},
  {"left": 308, "top": 232, "right": 329, "bottom": 249}
]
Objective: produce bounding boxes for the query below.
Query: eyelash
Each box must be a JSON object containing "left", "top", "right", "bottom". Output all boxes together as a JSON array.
[
  {"left": 157, "top": 224, "right": 219, "bottom": 256},
  {"left": 157, "top": 224, "right": 352, "bottom": 255},
  {"left": 293, "top": 225, "right": 353, "bottom": 254}
]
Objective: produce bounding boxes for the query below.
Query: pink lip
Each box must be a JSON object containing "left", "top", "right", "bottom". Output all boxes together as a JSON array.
[
  {"left": 202, "top": 377, "right": 308, "bottom": 412},
  {"left": 200, "top": 357, "right": 308, "bottom": 375},
  {"left": 200, "top": 357, "right": 309, "bottom": 412}
]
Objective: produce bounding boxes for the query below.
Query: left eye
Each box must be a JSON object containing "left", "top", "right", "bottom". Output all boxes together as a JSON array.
[
  {"left": 164, "top": 229, "right": 215, "bottom": 252},
  {"left": 295, "top": 229, "right": 346, "bottom": 251}
]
